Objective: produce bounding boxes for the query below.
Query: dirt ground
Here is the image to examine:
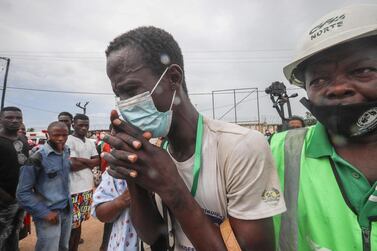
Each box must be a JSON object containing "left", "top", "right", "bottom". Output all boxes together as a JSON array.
[{"left": 19, "top": 216, "right": 104, "bottom": 251}]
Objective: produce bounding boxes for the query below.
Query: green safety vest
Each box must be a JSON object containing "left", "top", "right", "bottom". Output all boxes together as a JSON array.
[{"left": 270, "top": 127, "right": 377, "bottom": 251}]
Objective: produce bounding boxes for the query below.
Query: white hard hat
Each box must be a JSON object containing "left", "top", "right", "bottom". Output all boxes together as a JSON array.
[{"left": 284, "top": 4, "right": 377, "bottom": 88}]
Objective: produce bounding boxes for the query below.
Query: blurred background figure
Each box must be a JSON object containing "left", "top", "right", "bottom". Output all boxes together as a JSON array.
[
  {"left": 17, "top": 123, "right": 32, "bottom": 241},
  {"left": 0, "top": 106, "right": 28, "bottom": 251},
  {"left": 58, "top": 112, "right": 73, "bottom": 135},
  {"left": 17, "top": 123, "right": 26, "bottom": 139},
  {"left": 287, "top": 116, "right": 305, "bottom": 129}
]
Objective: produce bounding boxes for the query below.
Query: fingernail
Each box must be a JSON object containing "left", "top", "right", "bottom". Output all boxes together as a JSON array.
[
  {"left": 143, "top": 131, "right": 152, "bottom": 140},
  {"left": 100, "top": 152, "right": 105, "bottom": 158},
  {"left": 132, "top": 141, "right": 141, "bottom": 149},
  {"left": 113, "top": 119, "right": 121, "bottom": 126},
  {"left": 128, "top": 154, "right": 137, "bottom": 163},
  {"left": 129, "top": 171, "right": 138, "bottom": 178}
]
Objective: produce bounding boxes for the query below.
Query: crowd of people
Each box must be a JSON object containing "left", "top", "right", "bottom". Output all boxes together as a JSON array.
[{"left": 0, "top": 4, "right": 376, "bottom": 251}]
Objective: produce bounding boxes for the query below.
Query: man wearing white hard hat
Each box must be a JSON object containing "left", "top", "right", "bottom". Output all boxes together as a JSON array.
[{"left": 269, "top": 4, "right": 377, "bottom": 251}]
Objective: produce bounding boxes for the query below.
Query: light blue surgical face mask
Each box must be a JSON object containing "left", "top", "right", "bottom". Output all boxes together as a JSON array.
[{"left": 117, "top": 67, "right": 176, "bottom": 138}]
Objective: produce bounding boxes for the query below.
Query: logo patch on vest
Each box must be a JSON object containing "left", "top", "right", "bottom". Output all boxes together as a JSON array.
[{"left": 261, "top": 188, "right": 280, "bottom": 206}]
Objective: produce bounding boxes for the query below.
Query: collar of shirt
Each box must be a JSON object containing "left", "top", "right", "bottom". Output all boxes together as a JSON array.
[
  {"left": 305, "top": 123, "right": 377, "bottom": 228},
  {"left": 305, "top": 123, "right": 333, "bottom": 158},
  {"left": 44, "top": 141, "right": 69, "bottom": 156}
]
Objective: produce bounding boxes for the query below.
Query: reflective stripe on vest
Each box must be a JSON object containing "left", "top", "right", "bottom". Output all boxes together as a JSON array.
[
  {"left": 279, "top": 128, "right": 308, "bottom": 251},
  {"left": 271, "top": 126, "right": 377, "bottom": 251}
]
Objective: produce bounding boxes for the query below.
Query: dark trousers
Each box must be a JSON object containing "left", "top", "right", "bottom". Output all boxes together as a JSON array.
[{"left": 0, "top": 202, "right": 24, "bottom": 251}]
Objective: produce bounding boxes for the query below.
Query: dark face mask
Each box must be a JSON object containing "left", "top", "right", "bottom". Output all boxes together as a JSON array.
[{"left": 300, "top": 97, "right": 377, "bottom": 138}]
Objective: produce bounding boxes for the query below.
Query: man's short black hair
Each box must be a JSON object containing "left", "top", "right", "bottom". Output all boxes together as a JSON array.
[
  {"left": 0, "top": 106, "right": 22, "bottom": 116},
  {"left": 58, "top": 111, "right": 73, "bottom": 120},
  {"left": 47, "top": 121, "right": 68, "bottom": 132},
  {"left": 73, "top": 113, "right": 89, "bottom": 122},
  {"left": 288, "top": 115, "right": 305, "bottom": 126},
  {"left": 106, "top": 26, "right": 188, "bottom": 94}
]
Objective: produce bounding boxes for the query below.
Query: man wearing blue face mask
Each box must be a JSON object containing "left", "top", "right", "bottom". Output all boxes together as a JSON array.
[
  {"left": 116, "top": 66, "right": 175, "bottom": 138},
  {"left": 101, "top": 26, "right": 286, "bottom": 251}
]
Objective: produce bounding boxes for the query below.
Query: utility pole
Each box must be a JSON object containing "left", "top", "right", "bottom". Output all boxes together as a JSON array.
[
  {"left": 76, "top": 101, "right": 89, "bottom": 114},
  {"left": 0, "top": 57, "right": 10, "bottom": 109}
]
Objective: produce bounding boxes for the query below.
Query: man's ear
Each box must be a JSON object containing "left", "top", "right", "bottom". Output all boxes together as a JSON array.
[{"left": 167, "top": 64, "right": 183, "bottom": 86}]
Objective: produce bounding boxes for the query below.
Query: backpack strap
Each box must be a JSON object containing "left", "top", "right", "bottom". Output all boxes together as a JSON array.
[
  {"left": 279, "top": 127, "right": 308, "bottom": 251},
  {"left": 147, "top": 193, "right": 175, "bottom": 251},
  {"left": 158, "top": 140, "right": 175, "bottom": 250},
  {"left": 162, "top": 203, "right": 175, "bottom": 251}
]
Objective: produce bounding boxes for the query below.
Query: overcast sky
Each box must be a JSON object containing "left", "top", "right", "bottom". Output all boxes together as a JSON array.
[{"left": 0, "top": 0, "right": 375, "bottom": 130}]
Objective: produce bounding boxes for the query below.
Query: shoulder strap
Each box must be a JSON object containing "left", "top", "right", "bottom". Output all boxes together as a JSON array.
[
  {"left": 163, "top": 204, "right": 175, "bottom": 251},
  {"left": 149, "top": 193, "right": 175, "bottom": 251},
  {"left": 279, "top": 127, "right": 308, "bottom": 251}
]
